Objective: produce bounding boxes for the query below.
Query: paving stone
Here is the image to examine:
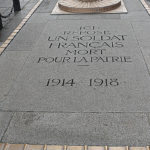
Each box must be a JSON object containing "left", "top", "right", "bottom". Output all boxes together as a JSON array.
[
  {"left": 146, "top": 113, "right": 150, "bottom": 126},
  {"left": 2, "top": 112, "right": 150, "bottom": 145},
  {"left": 109, "top": 147, "right": 126, "bottom": 150},
  {"left": 0, "top": 112, "right": 13, "bottom": 140},
  {"left": 0, "top": 15, "right": 24, "bottom": 42},
  {"left": 6, "top": 23, "right": 46, "bottom": 51},
  {"left": 131, "top": 22, "right": 150, "bottom": 42},
  {"left": 130, "top": 22, "right": 150, "bottom": 47},
  {"left": 104, "top": 14, "right": 121, "bottom": 19},
  {"left": 67, "top": 146, "right": 84, "bottom": 150},
  {"left": 138, "top": 41, "right": 150, "bottom": 47},
  {"left": 139, "top": 46, "right": 150, "bottom": 73},
  {"left": 36, "top": 0, "right": 56, "bottom": 13},
  {"left": 1, "top": 144, "right": 25, "bottom": 150},
  {"left": 131, "top": 22, "right": 150, "bottom": 74},
  {"left": 121, "top": 11, "right": 150, "bottom": 21},
  {"left": 57, "top": 14, "right": 121, "bottom": 20},
  {"left": 87, "top": 146, "right": 104, "bottom": 150},
  {"left": 21, "top": 0, "right": 40, "bottom": 11},
  {"left": 0, "top": 145, "right": 148, "bottom": 150},
  {"left": 0, "top": 51, "right": 29, "bottom": 102},
  {"left": 130, "top": 148, "right": 148, "bottom": 150},
  {"left": 27, "top": 13, "right": 57, "bottom": 24},
  {"left": 123, "top": 0, "right": 145, "bottom": 11},
  {"left": 1, "top": 20, "right": 150, "bottom": 112},
  {"left": 25, "top": 145, "right": 44, "bottom": 150},
  {"left": 0, "top": 0, "right": 41, "bottom": 43},
  {"left": 46, "top": 145, "right": 64, "bottom": 150}
]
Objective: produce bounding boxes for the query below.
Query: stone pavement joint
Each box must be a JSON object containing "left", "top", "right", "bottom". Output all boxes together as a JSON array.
[
  {"left": 0, "top": 0, "right": 44, "bottom": 56},
  {"left": 0, "top": 145, "right": 149, "bottom": 150},
  {"left": 140, "top": 0, "right": 150, "bottom": 15}
]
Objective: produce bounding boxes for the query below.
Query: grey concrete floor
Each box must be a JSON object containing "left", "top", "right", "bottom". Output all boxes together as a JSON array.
[{"left": 0, "top": 0, "right": 150, "bottom": 146}]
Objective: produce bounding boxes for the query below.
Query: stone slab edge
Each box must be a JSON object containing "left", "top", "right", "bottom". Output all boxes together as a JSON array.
[
  {"left": 140, "top": 0, "right": 150, "bottom": 15},
  {"left": 0, "top": 144, "right": 149, "bottom": 150},
  {"left": 0, "top": 0, "right": 44, "bottom": 56}
]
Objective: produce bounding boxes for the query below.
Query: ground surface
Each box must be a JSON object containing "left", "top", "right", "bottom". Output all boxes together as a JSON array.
[
  {"left": 0, "top": 0, "right": 150, "bottom": 146},
  {"left": 0, "top": 0, "right": 39, "bottom": 44}
]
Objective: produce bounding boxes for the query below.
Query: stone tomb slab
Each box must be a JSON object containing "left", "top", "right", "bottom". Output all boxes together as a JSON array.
[{"left": 1, "top": 20, "right": 150, "bottom": 112}]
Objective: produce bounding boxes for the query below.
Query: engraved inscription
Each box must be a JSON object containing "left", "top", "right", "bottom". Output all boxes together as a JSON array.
[
  {"left": 37, "top": 25, "right": 132, "bottom": 65},
  {"left": 37, "top": 25, "right": 134, "bottom": 88}
]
